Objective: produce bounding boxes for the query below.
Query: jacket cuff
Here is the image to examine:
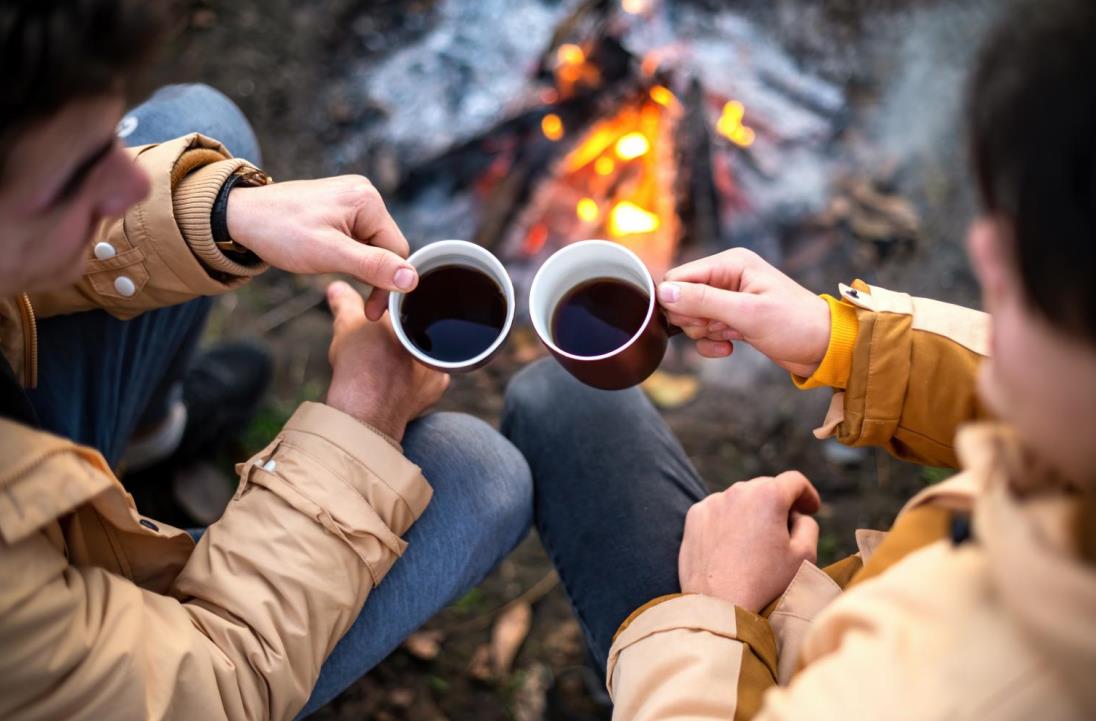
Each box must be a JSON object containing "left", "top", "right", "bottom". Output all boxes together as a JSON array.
[
  {"left": 237, "top": 402, "right": 432, "bottom": 583},
  {"left": 278, "top": 402, "right": 431, "bottom": 534},
  {"left": 791, "top": 294, "right": 859, "bottom": 390},
  {"left": 173, "top": 156, "right": 269, "bottom": 279},
  {"left": 606, "top": 594, "right": 778, "bottom": 706}
]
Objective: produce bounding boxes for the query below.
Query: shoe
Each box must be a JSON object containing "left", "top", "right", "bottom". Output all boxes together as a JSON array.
[{"left": 123, "top": 340, "right": 273, "bottom": 527}]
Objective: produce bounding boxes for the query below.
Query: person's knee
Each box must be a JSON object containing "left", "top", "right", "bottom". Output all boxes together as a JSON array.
[
  {"left": 503, "top": 358, "right": 575, "bottom": 428},
  {"left": 159, "top": 83, "right": 261, "bottom": 165},
  {"left": 405, "top": 412, "right": 532, "bottom": 532},
  {"left": 503, "top": 357, "right": 647, "bottom": 438}
]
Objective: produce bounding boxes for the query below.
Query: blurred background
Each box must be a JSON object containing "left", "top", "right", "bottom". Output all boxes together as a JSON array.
[{"left": 150, "top": 0, "right": 997, "bottom": 718}]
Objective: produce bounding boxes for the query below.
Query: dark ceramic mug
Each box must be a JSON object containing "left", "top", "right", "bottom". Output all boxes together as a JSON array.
[{"left": 529, "top": 240, "right": 678, "bottom": 390}]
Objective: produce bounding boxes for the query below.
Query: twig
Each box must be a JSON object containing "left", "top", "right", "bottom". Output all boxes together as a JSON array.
[
  {"left": 252, "top": 288, "right": 328, "bottom": 336},
  {"left": 449, "top": 570, "right": 561, "bottom": 634}
]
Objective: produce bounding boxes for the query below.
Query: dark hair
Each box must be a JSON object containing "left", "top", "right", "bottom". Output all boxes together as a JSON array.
[
  {"left": 969, "top": 0, "right": 1096, "bottom": 341},
  {"left": 0, "top": 1, "right": 173, "bottom": 153}
]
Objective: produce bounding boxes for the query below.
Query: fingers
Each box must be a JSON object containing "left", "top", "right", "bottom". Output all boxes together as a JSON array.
[
  {"left": 327, "top": 237, "right": 417, "bottom": 291},
  {"left": 327, "top": 281, "right": 366, "bottom": 331},
  {"left": 788, "top": 511, "right": 820, "bottom": 563},
  {"left": 664, "top": 247, "right": 758, "bottom": 288},
  {"left": 658, "top": 280, "right": 754, "bottom": 328},
  {"left": 364, "top": 286, "right": 391, "bottom": 322},
  {"left": 351, "top": 189, "right": 410, "bottom": 256},
  {"left": 696, "top": 339, "right": 733, "bottom": 358},
  {"left": 772, "top": 471, "right": 822, "bottom": 515}
]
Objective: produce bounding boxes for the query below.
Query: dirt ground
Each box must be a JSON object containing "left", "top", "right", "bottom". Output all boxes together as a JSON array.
[{"left": 149, "top": 1, "right": 983, "bottom": 718}]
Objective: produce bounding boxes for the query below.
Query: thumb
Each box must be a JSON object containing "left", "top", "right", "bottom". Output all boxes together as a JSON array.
[
  {"left": 658, "top": 281, "right": 754, "bottom": 329},
  {"left": 327, "top": 280, "right": 366, "bottom": 330},
  {"left": 789, "top": 511, "right": 820, "bottom": 564},
  {"left": 328, "top": 236, "right": 419, "bottom": 293}
]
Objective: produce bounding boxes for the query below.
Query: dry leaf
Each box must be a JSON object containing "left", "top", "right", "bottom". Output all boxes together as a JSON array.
[
  {"left": 642, "top": 370, "right": 700, "bottom": 409},
  {"left": 490, "top": 601, "right": 532, "bottom": 676},
  {"left": 512, "top": 662, "right": 551, "bottom": 721},
  {"left": 388, "top": 688, "right": 415, "bottom": 708},
  {"left": 467, "top": 643, "right": 493, "bottom": 683},
  {"left": 403, "top": 630, "right": 444, "bottom": 661}
]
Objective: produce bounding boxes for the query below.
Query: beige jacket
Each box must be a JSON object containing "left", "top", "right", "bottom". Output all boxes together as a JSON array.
[
  {"left": 608, "top": 283, "right": 1096, "bottom": 720},
  {"left": 0, "top": 135, "right": 433, "bottom": 721}
]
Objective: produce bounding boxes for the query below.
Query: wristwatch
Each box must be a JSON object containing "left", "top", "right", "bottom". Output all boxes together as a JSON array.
[{"left": 212, "top": 168, "right": 272, "bottom": 260}]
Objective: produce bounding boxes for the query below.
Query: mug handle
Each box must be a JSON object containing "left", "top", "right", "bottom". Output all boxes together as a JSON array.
[{"left": 659, "top": 309, "right": 684, "bottom": 337}]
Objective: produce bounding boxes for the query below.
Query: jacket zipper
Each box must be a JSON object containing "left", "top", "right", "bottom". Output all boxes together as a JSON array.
[{"left": 17, "top": 294, "right": 38, "bottom": 389}]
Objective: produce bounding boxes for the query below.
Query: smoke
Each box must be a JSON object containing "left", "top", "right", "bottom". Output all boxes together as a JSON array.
[{"left": 869, "top": 1, "right": 1002, "bottom": 165}]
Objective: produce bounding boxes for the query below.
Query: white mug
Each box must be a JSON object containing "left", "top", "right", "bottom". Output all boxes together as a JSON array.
[{"left": 389, "top": 240, "right": 516, "bottom": 372}]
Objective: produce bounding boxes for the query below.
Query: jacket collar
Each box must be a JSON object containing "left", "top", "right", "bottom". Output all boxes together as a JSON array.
[{"left": 960, "top": 424, "right": 1096, "bottom": 710}]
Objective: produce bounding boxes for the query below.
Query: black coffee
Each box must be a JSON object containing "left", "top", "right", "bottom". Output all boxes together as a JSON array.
[
  {"left": 400, "top": 265, "right": 506, "bottom": 362},
  {"left": 551, "top": 278, "right": 650, "bottom": 357}
]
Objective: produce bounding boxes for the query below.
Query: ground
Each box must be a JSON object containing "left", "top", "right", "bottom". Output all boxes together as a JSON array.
[{"left": 150, "top": 1, "right": 982, "bottom": 718}]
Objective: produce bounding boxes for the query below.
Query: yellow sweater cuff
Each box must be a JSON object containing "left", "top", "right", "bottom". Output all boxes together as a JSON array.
[{"left": 792, "top": 294, "right": 859, "bottom": 390}]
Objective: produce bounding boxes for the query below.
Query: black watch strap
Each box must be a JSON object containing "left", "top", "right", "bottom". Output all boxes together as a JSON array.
[{"left": 212, "top": 172, "right": 251, "bottom": 246}]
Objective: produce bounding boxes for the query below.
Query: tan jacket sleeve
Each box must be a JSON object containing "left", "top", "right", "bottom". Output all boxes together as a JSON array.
[
  {"left": 0, "top": 402, "right": 430, "bottom": 721},
  {"left": 28, "top": 133, "right": 267, "bottom": 320},
  {"left": 816, "top": 282, "right": 992, "bottom": 468},
  {"left": 607, "top": 595, "right": 779, "bottom": 721}
]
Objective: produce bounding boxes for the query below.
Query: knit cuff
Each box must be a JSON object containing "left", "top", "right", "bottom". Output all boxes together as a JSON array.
[
  {"left": 173, "top": 158, "right": 269, "bottom": 279},
  {"left": 792, "top": 294, "right": 859, "bottom": 390}
]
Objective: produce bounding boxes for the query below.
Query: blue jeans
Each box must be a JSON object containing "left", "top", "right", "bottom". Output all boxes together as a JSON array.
[
  {"left": 502, "top": 359, "right": 707, "bottom": 672},
  {"left": 25, "top": 84, "right": 534, "bottom": 718}
]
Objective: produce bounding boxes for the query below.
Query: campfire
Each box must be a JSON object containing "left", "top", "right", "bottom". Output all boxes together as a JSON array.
[{"left": 352, "top": 0, "right": 915, "bottom": 320}]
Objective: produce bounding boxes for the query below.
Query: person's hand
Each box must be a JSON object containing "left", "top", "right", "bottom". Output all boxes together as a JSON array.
[
  {"left": 679, "top": 472, "right": 821, "bottom": 613},
  {"left": 324, "top": 281, "right": 449, "bottom": 441},
  {"left": 658, "top": 249, "right": 831, "bottom": 377},
  {"left": 227, "top": 176, "right": 418, "bottom": 320}
]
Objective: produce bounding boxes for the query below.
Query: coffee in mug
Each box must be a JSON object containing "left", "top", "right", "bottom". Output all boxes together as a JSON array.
[
  {"left": 390, "top": 240, "right": 515, "bottom": 372},
  {"left": 529, "top": 240, "right": 678, "bottom": 390},
  {"left": 550, "top": 278, "right": 651, "bottom": 358}
]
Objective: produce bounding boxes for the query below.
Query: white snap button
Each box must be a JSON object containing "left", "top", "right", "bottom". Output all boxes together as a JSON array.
[
  {"left": 262, "top": 459, "right": 277, "bottom": 472},
  {"left": 114, "top": 276, "right": 136, "bottom": 297},
  {"left": 93, "top": 242, "right": 116, "bottom": 260}
]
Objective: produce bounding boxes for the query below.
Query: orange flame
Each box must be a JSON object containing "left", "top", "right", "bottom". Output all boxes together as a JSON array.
[
  {"left": 716, "top": 100, "right": 755, "bottom": 148},
  {"left": 609, "top": 201, "right": 660, "bottom": 236},
  {"left": 576, "top": 197, "right": 600, "bottom": 222},
  {"left": 557, "top": 43, "right": 585, "bottom": 66},
  {"left": 649, "top": 85, "right": 676, "bottom": 108},
  {"left": 595, "top": 156, "right": 615, "bottom": 176},
  {"left": 541, "top": 113, "right": 565, "bottom": 141},
  {"left": 615, "top": 132, "right": 651, "bottom": 160}
]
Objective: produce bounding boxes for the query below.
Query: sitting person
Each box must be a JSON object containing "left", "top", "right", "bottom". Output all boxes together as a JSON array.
[
  {"left": 500, "top": 0, "right": 1096, "bottom": 717},
  {"left": 0, "top": 3, "right": 530, "bottom": 719}
]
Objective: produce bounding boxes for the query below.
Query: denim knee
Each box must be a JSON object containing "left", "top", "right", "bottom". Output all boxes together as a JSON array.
[
  {"left": 404, "top": 412, "right": 532, "bottom": 536},
  {"left": 503, "top": 357, "right": 647, "bottom": 435},
  {"left": 122, "top": 83, "right": 262, "bottom": 165}
]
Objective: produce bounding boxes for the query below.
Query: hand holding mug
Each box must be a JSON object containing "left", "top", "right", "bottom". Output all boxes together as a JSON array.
[
  {"left": 657, "top": 248, "right": 831, "bottom": 378},
  {"left": 227, "top": 175, "right": 418, "bottom": 321},
  {"left": 325, "top": 281, "right": 449, "bottom": 441}
]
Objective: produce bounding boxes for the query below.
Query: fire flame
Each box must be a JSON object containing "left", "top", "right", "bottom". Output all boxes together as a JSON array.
[
  {"left": 524, "top": 85, "right": 681, "bottom": 275},
  {"left": 614, "top": 132, "right": 651, "bottom": 161},
  {"left": 649, "top": 85, "right": 676, "bottom": 108},
  {"left": 541, "top": 113, "right": 565, "bottom": 141},
  {"left": 717, "top": 100, "right": 755, "bottom": 148},
  {"left": 609, "top": 201, "right": 660, "bottom": 236},
  {"left": 556, "top": 43, "right": 585, "bottom": 66},
  {"left": 622, "top": 0, "right": 652, "bottom": 15},
  {"left": 576, "top": 197, "right": 600, "bottom": 222}
]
